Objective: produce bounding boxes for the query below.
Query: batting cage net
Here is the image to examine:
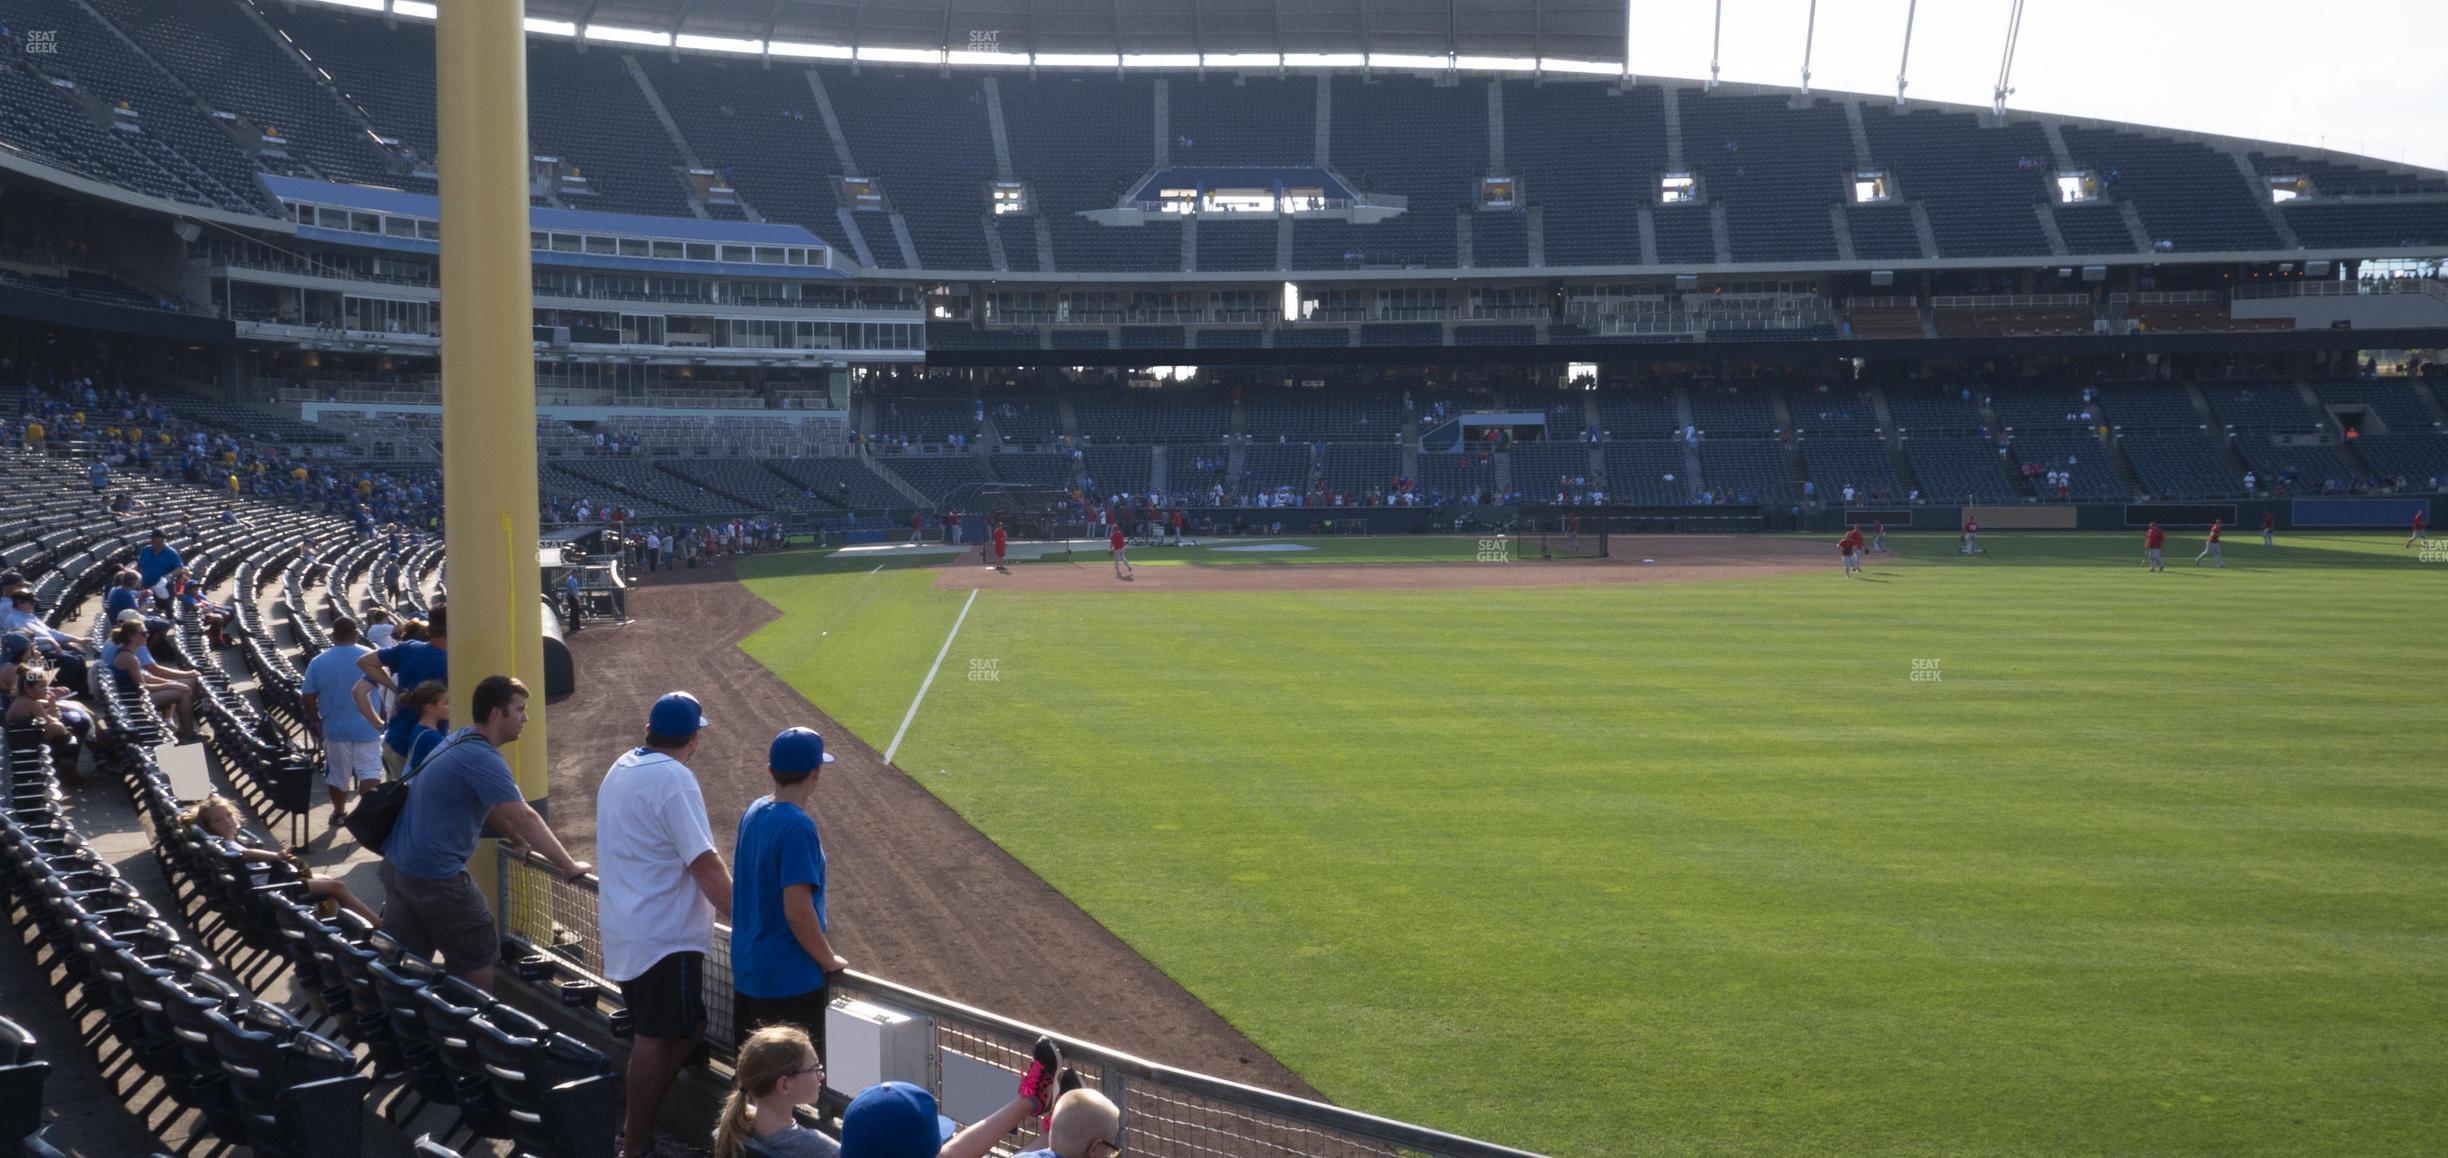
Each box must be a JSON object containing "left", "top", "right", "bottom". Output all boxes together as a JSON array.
[{"left": 939, "top": 482, "right": 1077, "bottom": 541}]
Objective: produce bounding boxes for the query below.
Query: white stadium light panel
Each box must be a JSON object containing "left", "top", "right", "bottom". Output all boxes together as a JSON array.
[
  {"left": 583, "top": 24, "right": 671, "bottom": 48},
  {"left": 944, "top": 50, "right": 1030, "bottom": 67},
  {"left": 675, "top": 34, "right": 763, "bottom": 56},
  {"left": 1453, "top": 56, "right": 1540, "bottom": 73},
  {"left": 1369, "top": 53, "right": 1451, "bottom": 70},
  {"left": 1204, "top": 54, "right": 1281, "bottom": 69},
  {"left": 1035, "top": 53, "right": 1121, "bottom": 68},
  {"left": 389, "top": 0, "right": 436, "bottom": 18},
  {"left": 1121, "top": 54, "right": 1202, "bottom": 68},
  {"left": 858, "top": 46, "right": 943, "bottom": 65},
  {"left": 1282, "top": 54, "right": 1365, "bottom": 68},
  {"left": 522, "top": 18, "right": 577, "bottom": 38},
  {"left": 767, "top": 40, "right": 854, "bottom": 59},
  {"left": 300, "top": 0, "right": 381, "bottom": 11}
]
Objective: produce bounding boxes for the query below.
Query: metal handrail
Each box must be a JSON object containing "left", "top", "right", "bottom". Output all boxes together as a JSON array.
[{"left": 493, "top": 842, "right": 1544, "bottom": 1158}]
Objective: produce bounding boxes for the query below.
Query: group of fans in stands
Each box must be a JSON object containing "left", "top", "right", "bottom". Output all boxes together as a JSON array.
[{"left": 7, "top": 360, "right": 444, "bottom": 531}]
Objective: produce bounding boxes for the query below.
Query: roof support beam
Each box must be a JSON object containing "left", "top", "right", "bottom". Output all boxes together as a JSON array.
[
  {"left": 1800, "top": 0, "right": 1818, "bottom": 93},
  {"left": 1895, "top": 0, "right": 1916, "bottom": 105},
  {"left": 667, "top": 0, "right": 699, "bottom": 56},
  {"left": 1993, "top": 0, "right": 2027, "bottom": 116},
  {"left": 1707, "top": 0, "right": 1723, "bottom": 89}
]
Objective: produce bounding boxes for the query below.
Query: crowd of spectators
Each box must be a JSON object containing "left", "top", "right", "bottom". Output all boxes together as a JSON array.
[{"left": 7, "top": 360, "right": 444, "bottom": 532}]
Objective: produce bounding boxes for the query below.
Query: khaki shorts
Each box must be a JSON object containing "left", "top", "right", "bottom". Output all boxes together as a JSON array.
[{"left": 325, "top": 739, "right": 385, "bottom": 788}]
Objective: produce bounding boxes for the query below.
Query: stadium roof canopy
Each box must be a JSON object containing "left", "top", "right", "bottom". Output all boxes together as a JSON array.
[{"left": 524, "top": 0, "right": 1629, "bottom": 64}]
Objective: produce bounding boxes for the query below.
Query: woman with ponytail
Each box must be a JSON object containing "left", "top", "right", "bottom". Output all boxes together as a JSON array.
[{"left": 712, "top": 1025, "right": 838, "bottom": 1158}]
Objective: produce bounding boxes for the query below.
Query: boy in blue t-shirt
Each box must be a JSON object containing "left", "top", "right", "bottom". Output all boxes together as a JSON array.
[{"left": 730, "top": 727, "right": 842, "bottom": 1062}]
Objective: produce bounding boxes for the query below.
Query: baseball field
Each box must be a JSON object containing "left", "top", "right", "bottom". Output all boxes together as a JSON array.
[{"left": 727, "top": 531, "right": 2445, "bottom": 1157}]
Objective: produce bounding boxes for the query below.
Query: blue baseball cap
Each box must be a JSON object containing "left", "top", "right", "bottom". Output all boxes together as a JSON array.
[
  {"left": 840, "top": 1082, "right": 956, "bottom": 1158},
  {"left": 769, "top": 727, "right": 836, "bottom": 773},
  {"left": 647, "top": 692, "right": 710, "bottom": 737}
]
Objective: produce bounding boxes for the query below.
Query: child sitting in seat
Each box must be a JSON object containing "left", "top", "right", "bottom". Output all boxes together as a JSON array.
[
  {"left": 178, "top": 795, "right": 377, "bottom": 923},
  {"left": 3, "top": 658, "right": 103, "bottom": 784}
]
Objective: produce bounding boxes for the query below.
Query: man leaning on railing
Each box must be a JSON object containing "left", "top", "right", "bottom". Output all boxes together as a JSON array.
[{"left": 379, "top": 675, "right": 590, "bottom": 991}]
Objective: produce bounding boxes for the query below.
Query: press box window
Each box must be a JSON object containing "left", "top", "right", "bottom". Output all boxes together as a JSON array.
[
  {"left": 2267, "top": 175, "right": 2311, "bottom": 204},
  {"left": 990, "top": 181, "right": 1030, "bottom": 215},
  {"left": 1850, "top": 170, "right": 1894, "bottom": 204},
  {"left": 2055, "top": 171, "right": 2100, "bottom": 204},
  {"left": 1660, "top": 173, "right": 1698, "bottom": 205}
]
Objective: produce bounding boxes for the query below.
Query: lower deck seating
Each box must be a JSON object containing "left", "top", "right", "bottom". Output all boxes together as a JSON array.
[
  {"left": 2116, "top": 434, "right": 2241, "bottom": 498},
  {"left": 2339, "top": 433, "right": 2448, "bottom": 489},
  {"left": 1081, "top": 445, "right": 1152, "bottom": 496},
  {"left": 2007, "top": 432, "right": 2125, "bottom": 500},
  {"left": 768, "top": 458, "right": 909, "bottom": 509},
  {"left": 1694, "top": 441, "right": 1794, "bottom": 504},
  {"left": 1901, "top": 437, "right": 2016, "bottom": 502},
  {"left": 1798, "top": 437, "right": 1903, "bottom": 503},
  {"left": 2230, "top": 438, "right": 2359, "bottom": 493},
  {"left": 1599, "top": 442, "right": 1692, "bottom": 505},
  {"left": 875, "top": 453, "right": 991, "bottom": 502}
]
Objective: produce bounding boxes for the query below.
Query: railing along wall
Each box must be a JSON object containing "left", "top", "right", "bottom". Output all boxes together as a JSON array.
[{"left": 493, "top": 843, "right": 1542, "bottom": 1158}]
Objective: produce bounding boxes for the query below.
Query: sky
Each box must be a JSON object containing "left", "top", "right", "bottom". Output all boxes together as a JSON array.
[{"left": 1622, "top": 0, "right": 2448, "bottom": 172}]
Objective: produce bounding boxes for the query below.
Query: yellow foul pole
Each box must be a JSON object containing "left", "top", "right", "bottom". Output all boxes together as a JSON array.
[{"left": 437, "top": 0, "right": 547, "bottom": 805}]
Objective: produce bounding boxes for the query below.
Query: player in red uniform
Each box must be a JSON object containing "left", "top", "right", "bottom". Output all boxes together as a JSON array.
[
  {"left": 1871, "top": 518, "right": 1886, "bottom": 553},
  {"left": 908, "top": 510, "right": 924, "bottom": 544},
  {"left": 2409, "top": 510, "right": 2430, "bottom": 549},
  {"left": 1171, "top": 507, "right": 1187, "bottom": 546},
  {"left": 1961, "top": 516, "right": 1981, "bottom": 555},
  {"left": 2195, "top": 519, "right": 2224, "bottom": 567},
  {"left": 1838, "top": 526, "right": 1865, "bottom": 577},
  {"left": 2261, "top": 511, "right": 2275, "bottom": 547},
  {"left": 990, "top": 520, "right": 1009, "bottom": 572},
  {"left": 2144, "top": 522, "right": 2166, "bottom": 571},
  {"left": 1109, "top": 524, "right": 1133, "bottom": 580}
]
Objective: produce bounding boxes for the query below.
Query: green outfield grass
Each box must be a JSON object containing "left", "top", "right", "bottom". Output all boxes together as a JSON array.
[{"left": 736, "top": 533, "right": 2446, "bottom": 1157}]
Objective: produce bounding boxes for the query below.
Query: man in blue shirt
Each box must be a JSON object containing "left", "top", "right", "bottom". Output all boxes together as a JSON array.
[
  {"left": 378, "top": 675, "right": 588, "bottom": 988},
  {"left": 730, "top": 727, "right": 843, "bottom": 1060},
  {"left": 300, "top": 616, "right": 385, "bottom": 829},
  {"left": 134, "top": 530, "right": 182, "bottom": 588},
  {"left": 356, "top": 604, "right": 449, "bottom": 776},
  {"left": 103, "top": 571, "right": 147, "bottom": 622}
]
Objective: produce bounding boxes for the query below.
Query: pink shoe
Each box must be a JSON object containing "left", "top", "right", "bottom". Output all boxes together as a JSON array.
[{"left": 1018, "top": 1035, "right": 1063, "bottom": 1118}]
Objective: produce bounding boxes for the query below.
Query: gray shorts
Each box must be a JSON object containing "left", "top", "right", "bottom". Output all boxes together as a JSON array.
[{"left": 378, "top": 861, "right": 500, "bottom": 976}]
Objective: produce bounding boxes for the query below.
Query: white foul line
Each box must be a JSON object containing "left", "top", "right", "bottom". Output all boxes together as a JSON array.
[
  {"left": 884, "top": 587, "right": 978, "bottom": 764},
  {"left": 869, "top": 563, "right": 884, "bottom": 574}
]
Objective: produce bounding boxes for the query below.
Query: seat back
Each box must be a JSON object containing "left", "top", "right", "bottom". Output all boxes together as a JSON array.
[{"left": 0, "top": 1015, "right": 33, "bottom": 1066}]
